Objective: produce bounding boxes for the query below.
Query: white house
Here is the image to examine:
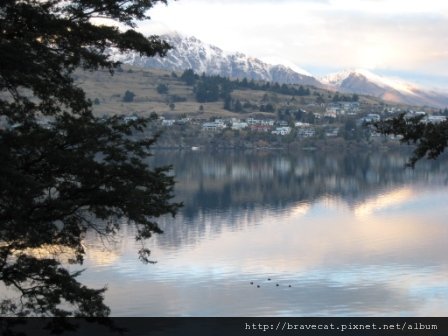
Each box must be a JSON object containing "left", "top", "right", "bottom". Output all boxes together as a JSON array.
[
  {"left": 246, "top": 118, "right": 275, "bottom": 126},
  {"left": 358, "top": 114, "right": 380, "bottom": 126},
  {"left": 424, "top": 115, "right": 447, "bottom": 124},
  {"left": 123, "top": 115, "right": 139, "bottom": 123},
  {"left": 295, "top": 122, "right": 311, "bottom": 127},
  {"left": 161, "top": 119, "right": 176, "bottom": 127},
  {"left": 202, "top": 120, "right": 227, "bottom": 131},
  {"left": 325, "top": 106, "right": 341, "bottom": 115},
  {"left": 231, "top": 121, "right": 248, "bottom": 130},
  {"left": 325, "top": 127, "right": 340, "bottom": 137},
  {"left": 366, "top": 114, "right": 381, "bottom": 122},
  {"left": 297, "top": 127, "right": 315, "bottom": 138},
  {"left": 272, "top": 126, "right": 291, "bottom": 135}
]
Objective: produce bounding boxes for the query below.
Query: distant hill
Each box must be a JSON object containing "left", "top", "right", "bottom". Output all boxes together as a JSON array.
[
  {"left": 320, "top": 69, "right": 448, "bottom": 108},
  {"left": 109, "top": 32, "right": 322, "bottom": 87},
  {"left": 76, "top": 65, "right": 431, "bottom": 122},
  {"left": 109, "top": 33, "right": 448, "bottom": 109}
]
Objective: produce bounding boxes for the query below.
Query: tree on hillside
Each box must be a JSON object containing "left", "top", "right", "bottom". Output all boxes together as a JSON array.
[
  {"left": 0, "top": 0, "right": 181, "bottom": 317},
  {"left": 195, "top": 79, "right": 220, "bottom": 102},
  {"left": 234, "top": 99, "right": 243, "bottom": 113},
  {"left": 156, "top": 83, "right": 169, "bottom": 94},
  {"left": 123, "top": 89, "right": 136, "bottom": 102},
  {"left": 375, "top": 115, "right": 448, "bottom": 167},
  {"left": 180, "top": 69, "right": 197, "bottom": 85},
  {"left": 223, "top": 94, "right": 232, "bottom": 111}
]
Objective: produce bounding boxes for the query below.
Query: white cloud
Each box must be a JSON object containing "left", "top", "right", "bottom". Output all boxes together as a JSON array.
[{"left": 138, "top": 0, "right": 448, "bottom": 77}]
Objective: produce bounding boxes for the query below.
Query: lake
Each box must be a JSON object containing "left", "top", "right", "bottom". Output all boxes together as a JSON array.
[{"left": 77, "top": 149, "right": 448, "bottom": 316}]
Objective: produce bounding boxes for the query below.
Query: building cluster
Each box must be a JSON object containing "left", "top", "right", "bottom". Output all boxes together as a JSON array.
[
  {"left": 160, "top": 116, "right": 341, "bottom": 139},
  {"left": 160, "top": 116, "right": 286, "bottom": 134},
  {"left": 403, "top": 111, "right": 447, "bottom": 124},
  {"left": 324, "top": 102, "right": 360, "bottom": 118},
  {"left": 156, "top": 106, "right": 447, "bottom": 141}
]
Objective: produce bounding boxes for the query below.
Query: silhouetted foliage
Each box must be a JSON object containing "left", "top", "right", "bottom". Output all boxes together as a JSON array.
[
  {"left": 375, "top": 114, "right": 448, "bottom": 167},
  {"left": 0, "top": 0, "right": 181, "bottom": 317}
]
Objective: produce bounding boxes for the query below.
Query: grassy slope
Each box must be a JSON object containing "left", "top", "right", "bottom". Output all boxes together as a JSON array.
[{"left": 76, "top": 65, "right": 425, "bottom": 119}]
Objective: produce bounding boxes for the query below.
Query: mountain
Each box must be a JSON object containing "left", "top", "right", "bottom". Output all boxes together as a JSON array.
[
  {"left": 110, "top": 33, "right": 321, "bottom": 87},
  {"left": 320, "top": 69, "right": 448, "bottom": 108},
  {"left": 109, "top": 33, "right": 448, "bottom": 108}
]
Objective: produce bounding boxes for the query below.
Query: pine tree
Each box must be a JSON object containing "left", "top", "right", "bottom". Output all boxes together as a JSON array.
[
  {"left": 180, "top": 69, "right": 196, "bottom": 85},
  {"left": 123, "top": 90, "right": 136, "bottom": 102},
  {"left": 234, "top": 99, "right": 243, "bottom": 113},
  {"left": 156, "top": 83, "right": 169, "bottom": 94},
  {"left": 223, "top": 94, "right": 232, "bottom": 111}
]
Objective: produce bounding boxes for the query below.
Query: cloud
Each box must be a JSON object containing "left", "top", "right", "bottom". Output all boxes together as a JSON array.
[{"left": 140, "top": 0, "right": 448, "bottom": 77}]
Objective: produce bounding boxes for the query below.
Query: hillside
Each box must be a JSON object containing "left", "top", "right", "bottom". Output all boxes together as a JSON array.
[
  {"left": 107, "top": 32, "right": 448, "bottom": 109},
  {"left": 71, "top": 65, "right": 448, "bottom": 151},
  {"left": 76, "top": 65, "right": 425, "bottom": 120}
]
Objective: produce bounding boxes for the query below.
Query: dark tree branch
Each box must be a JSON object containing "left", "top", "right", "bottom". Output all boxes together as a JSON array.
[
  {"left": 375, "top": 114, "right": 448, "bottom": 167},
  {"left": 0, "top": 0, "right": 181, "bottom": 318}
]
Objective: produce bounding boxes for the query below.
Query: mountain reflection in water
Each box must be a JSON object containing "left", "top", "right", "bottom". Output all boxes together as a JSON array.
[{"left": 75, "top": 150, "right": 448, "bottom": 315}]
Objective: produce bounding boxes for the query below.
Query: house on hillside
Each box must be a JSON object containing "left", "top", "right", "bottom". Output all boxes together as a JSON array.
[
  {"left": 272, "top": 126, "right": 291, "bottom": 136},
  {"left": 161, "top": 119, "right": 176, "bottom": 127},
  {"left": 357, "top": 113, "right": 380, "bottom": 126},
  {"left": 202, "top": 120, "right": 227, "bottom": 131},
  {"left": 231, "top": 121, "right": 248, "bottom": 130},
  {"left": 297, "top": 127, "right": 316, "bottom": 138},
  {"left": 325, "top": 127, "right": 340, "bottom": 137},
  {"left": 295, "top": 122, "right": 311, "bottom": 127},
  {"left": 325, "top": 105, "right": 342, "bottom": 116},
  {"left": 424, "top": 115, "right": 447, "bottom": 124},
  {"left": 247, "top": 118, "right": 275, "bottom": 126},
  {"left": 123, "top": 115, "right": 139, "bottom": 123},
  {"left": 250, "top": 124, "right": 272, "bottom": 133}
]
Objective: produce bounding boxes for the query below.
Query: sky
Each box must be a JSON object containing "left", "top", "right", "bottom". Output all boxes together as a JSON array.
[{"left": 137, "top": 0, "right": 448, "bottom": 89}]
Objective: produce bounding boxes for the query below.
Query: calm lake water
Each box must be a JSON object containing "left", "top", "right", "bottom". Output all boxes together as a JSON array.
[{"left": 77, "top": 149, "right": 448, "bottom": 316}]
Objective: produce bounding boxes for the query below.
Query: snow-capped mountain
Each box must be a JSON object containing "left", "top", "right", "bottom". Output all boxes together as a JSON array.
[
  {"left": 109, "top": 33, "right": 448, "bottom": 108},
  {"left": 320, "top": 69, "right": 448, "bottom": 108},
  {"left": 320, "top": 69, "right": 418, "bottom": 95},
  {"left": 110, "top": 33, "right": 321, "bottom": 87}
]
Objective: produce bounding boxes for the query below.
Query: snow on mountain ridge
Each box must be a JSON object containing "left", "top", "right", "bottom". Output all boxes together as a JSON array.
[
  {"left": 108, "top": 33, "right": 448, "bottom": 108},
  {"left": 109, "top": 32, "right": 320, "bottom": 86},
  {"left": 319, "top": 68, "right": 448, "bottom": 107},
  {"left": 319, "top": 69, "right": 356, "bottom": 86},
  {"left": 260, "top": 56, "right": 312, "bottom": 77},
  {"left": 354, "top": 69, "right": 418, "bottom": 96},
  {"left": 320, "top": 69, "right": 418, "bottom": 96}
]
